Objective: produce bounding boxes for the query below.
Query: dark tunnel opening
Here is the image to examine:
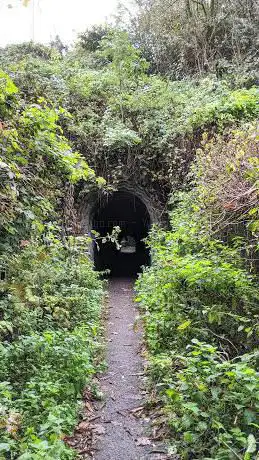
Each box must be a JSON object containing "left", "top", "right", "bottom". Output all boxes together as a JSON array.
[{"left": 92, "top": 191, "right": 151, "bottom": 277}]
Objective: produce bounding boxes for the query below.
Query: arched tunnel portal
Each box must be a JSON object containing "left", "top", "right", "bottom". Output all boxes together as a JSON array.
[
  {"left": 92, "top": 191, "right": 151, "bottom": 276},
  {"left": 79, "top": 183, "right": 162, "bottom": 277}
]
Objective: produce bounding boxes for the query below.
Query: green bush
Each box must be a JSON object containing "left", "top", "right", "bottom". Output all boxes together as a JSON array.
[
  {"left": 136, "top": 193, "right": 259, "bottom": 459},
  {"left": 0, "top": 66, "right": 104, "bottom": 459},
  {"left": 0, "top": 240, "right": 104, "bottom": 459},
  {"left": 151, "top": 343, "right": 258, "bottom": 460},
  {"left": 0, "top": 240, "right": 102, "bottom": 337}
]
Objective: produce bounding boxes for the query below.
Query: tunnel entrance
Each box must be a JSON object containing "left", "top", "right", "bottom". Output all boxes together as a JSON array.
[{"left": 92, "top": 191, "right": 151, "bottom": 277}]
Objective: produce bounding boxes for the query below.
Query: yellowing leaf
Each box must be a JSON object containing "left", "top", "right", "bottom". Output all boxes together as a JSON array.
[{"left": 177, "top": 320, "right": 192, "bottom": 331}]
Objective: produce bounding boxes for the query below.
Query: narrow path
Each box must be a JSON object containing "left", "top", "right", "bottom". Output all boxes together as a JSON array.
[{"left": 93, "top": 277, "right": 151, "bottom": 460}]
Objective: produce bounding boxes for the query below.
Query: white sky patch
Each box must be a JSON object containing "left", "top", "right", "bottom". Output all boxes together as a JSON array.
[{"left": 0, "top": 0, "right": 132, "bottom": 46}]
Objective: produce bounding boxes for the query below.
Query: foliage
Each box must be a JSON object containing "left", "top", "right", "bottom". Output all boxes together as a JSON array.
[
  {"left": 78, "top": 26, "right": 111, "bottom": 53},
  {"left": 0, "top": 239, "right": 103, "bottom": 458},
  {"left": 194, "top": 123, "right": 259, "bottom": 236},
  {"left": 0, "top": 20, "right": 259, "bottom": 460},
  {"left": 152, "top": 344, "right": 258, "bottom": 459},
  {"left": 0, "top": 71, "right": 95, "bottom": 253},
  {"left": 136, "top": 190, "right": 259, "bottom": 458},
  {"left": 131, "top": 0, "right": 259, "bottom": 79},
  {"left": 1, "top": 35, "right": 258, "bottom": 206},
  {"left": 0, "top": 71, "right": 104, "bottom": 458},
  {"left": 0, "top": 238, "right": 102, "bottom": 337}
]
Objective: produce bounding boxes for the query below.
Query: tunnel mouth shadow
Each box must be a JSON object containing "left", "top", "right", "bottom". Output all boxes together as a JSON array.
[{"left": 92, "top": 191, "right": 151, "bottom": 277}]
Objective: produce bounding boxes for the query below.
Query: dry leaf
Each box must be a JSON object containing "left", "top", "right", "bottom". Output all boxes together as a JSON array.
[
  {"left": 136, "top": 437, "right": 152, "bottom": 446},
  {"left": 85, "top": 401, "right": 94, "bottom": 412},
  {"left": 92, "top": 424, "right": 106, "bottom": 435},
  {"left": 77, "top": 421, "right": 90, "bottom": 432}
]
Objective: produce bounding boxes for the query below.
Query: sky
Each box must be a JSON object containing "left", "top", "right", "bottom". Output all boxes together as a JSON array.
[{"left": 0, "top": 0, "right": 132, "bottom": 46}]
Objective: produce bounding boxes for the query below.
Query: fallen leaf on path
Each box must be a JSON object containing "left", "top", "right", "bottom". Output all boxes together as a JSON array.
[
  {"left": 88, "top": 415, "right": 101, "bottom": 423},
  {"left": 83, "top": 389, "right": 92, "bottom": 400},
  {"left": 85, "top": 401, "right": 94, "bottom": 412},
  {"left": 92, "top": 424, "right": 106, "bottom": 435},
  {"left": 136, "top": 437, "right": 152, "bottom": 446},
  {"left": 78, "top": 447, "right": 93, "bottom": 455},
  {"left": 77, "top": 421, "right": 90, "bottom": 432}
]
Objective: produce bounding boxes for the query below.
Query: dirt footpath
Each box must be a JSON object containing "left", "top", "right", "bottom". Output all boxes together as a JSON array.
[
  {"left": 68, "top": 278, "right": 171, "bottom": 459},
  {"left": 93, "top": 278, "right": 151, "bottom": 460}
]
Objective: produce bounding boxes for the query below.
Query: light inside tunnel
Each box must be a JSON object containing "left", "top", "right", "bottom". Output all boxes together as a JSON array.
[{"left": 92, "top": 191, "right": 151, "bottom": 276}]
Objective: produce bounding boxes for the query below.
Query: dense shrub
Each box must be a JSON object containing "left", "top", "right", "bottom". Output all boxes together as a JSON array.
[
  {"left": 151, "top": 344, "right": 258, "bottom": 459},
  {"left": 0, "top": 70, "right": 104, "bottom": 458},
  {"left": 1, "top": 38, "right": 258, "bottom": 206},
  {"left": 131, "top": 0, "right": 259, "bottom": 79},
  {"left": 0, "top": 70, "right": 95, "bottom": 253},
  {"left": 194, "top": 123, "right": 259, "bottom": 264},
  {"left": 0, "top": 240, "right": 102, "bottom": 337},
  {"left": 136, "top": 192, "right": 259, "bottom": 459},
  {"left": 0, "top": 240, "right": 103, "bottom": 458}
]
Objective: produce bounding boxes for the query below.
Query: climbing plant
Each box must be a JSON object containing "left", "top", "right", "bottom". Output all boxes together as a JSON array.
[{"left": 1, "top": 32, "right": 258, "bottom": 210}]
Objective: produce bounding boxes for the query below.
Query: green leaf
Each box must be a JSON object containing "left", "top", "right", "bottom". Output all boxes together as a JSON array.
[{"left": 245, "top": 434, "right": 257, "bottom": 454}]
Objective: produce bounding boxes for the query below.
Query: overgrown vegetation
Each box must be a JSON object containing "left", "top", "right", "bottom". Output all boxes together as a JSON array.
[
  {"left": 0, "top": 3, "right": 258, "bottom": 458},
  {"left": 0, "top": 71, "right": 103, "bottom": 458},
  {"left": 1, "top": 32, "right": 258, "bottom": 206},
  {"left": 136, "top": 126, "right": 259, "bottom": 458},
  {"left": 131, "top": 0, "right": 259, "bottom": 79}
]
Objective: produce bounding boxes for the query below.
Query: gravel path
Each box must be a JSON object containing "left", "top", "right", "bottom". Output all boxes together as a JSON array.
[{"left": 93, "top": 277, "right": 152, "bottom": 460}]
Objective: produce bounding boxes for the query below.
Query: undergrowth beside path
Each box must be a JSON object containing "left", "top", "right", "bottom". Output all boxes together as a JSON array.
[
  {"left": 136, "top": 190, "right": 259, "bottom": 459},
  {"left": 0, "top": 241, "right": 104, "bottom": 459},
  {"left": 0, "top": 70, "right": 104, "bottom": 458}
]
